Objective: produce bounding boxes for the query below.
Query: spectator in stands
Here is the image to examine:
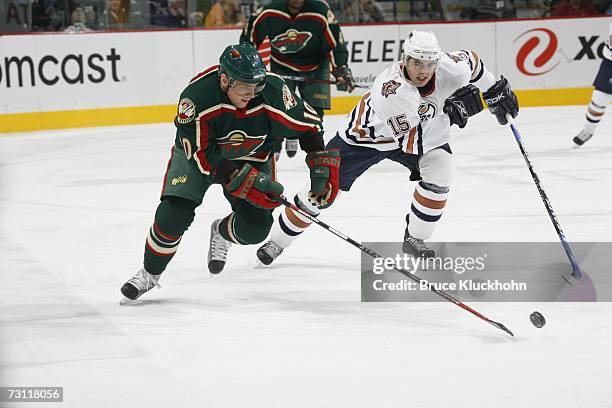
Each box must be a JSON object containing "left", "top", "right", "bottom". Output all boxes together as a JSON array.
[
  {"left": 460, "top": 0, "right": 516, "bottom": 19},
  {"left": 152, "top": 0, "right": 188, "bottom": 27},
  {"left": 100, "top": 0, "right": 128, "bottom": 28},
  {"left": 204, "top": 0, "right": 245, "bottom": 27},
  {"left": 552, "top": 0, "right": 599, "bottom": 16},
  {"left": 343, "top": 0, "right": 385, "bottom": 22},
  {"left": 32, "top": 0, "right": 63, "bottom": 31},
  {"left": 359, "top": 0, "right": 385, "bottom": 22},
  {"left": 64, "top": 6, "right": 92, "bottom": 32}
]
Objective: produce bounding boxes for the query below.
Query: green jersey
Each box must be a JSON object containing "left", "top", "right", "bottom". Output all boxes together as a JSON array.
[
  {"left": 240, "top": 0, "right": 349, "bottom": 73},
  {"left": 173, "top": 65, "right": 324, "bottom": 179}
]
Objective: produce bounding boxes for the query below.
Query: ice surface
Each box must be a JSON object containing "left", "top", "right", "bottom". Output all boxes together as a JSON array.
[{"left": 1, "top": 106, "right": 611, "bottom": 407}]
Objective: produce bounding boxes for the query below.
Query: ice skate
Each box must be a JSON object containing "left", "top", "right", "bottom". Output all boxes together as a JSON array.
[
  {"left": 402, "top": 230, "right": 435, "bottom": 259},
  {"left": 573, "top": 130, "right": 593, "bottom": 146},
  {"left": 120, "top": 268, "right": 161, "bottom": 304},
  {"left": 208, "top": 218, "right": 232, "bottom": 274},
  {"left": 285, "top": 139, "right": 299, "bottom": 158},
  {"left": 256, "top": 241, "right": 284, "bottom": 265}
]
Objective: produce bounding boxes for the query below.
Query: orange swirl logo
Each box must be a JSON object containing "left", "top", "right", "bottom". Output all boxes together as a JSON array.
[{"left": 514, "top": 28, "right": 560, "bottom": 76}]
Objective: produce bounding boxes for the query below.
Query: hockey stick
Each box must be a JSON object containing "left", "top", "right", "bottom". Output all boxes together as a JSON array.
[
  {"left": 277, "top": 74, "right": 369, "bottom": 89},
  {"left": 278, "top": 196, "right": 514, "bottom": 337},
  {"left": 506, "top": 115, "right": 583, "bottom": 280}
]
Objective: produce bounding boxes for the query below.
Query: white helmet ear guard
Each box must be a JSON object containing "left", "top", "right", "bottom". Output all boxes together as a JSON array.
[{"left": 403, "top": 31, "right": 441, "bottom": 62}]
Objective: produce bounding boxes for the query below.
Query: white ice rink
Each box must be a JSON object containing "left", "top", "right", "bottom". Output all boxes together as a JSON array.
[{"left": 1, "top": 106, "right": 611, "bottom": 407}]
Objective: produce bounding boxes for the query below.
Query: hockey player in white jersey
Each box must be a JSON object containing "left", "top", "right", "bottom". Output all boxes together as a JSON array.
[
  {"left": 256, "top": 30, "right": 519, "bottom": 262},
  {"left": 573, "top": 21, "right": 611, "bottom": 146}
]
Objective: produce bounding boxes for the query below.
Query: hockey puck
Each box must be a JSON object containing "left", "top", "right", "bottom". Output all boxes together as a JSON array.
[{"left": 530, "top": 311, "right": 546, "bottom": 328}]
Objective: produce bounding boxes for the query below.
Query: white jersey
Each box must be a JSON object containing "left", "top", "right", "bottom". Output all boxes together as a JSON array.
[{"left": 338, "top": 50, "right": 496, "bottom": 155}]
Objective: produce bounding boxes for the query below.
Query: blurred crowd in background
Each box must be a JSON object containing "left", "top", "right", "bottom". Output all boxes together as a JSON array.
[{"left": 0, "top": 0, "right": 610, "bottom": 33}]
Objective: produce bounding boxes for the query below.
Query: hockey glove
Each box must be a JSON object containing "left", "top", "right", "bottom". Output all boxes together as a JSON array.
[
  {"left": 332, "top": 65, "right": 356, "bottom": 93},
  {"left": 226, "top": 164, "right": 284, "bottom": 209},
  {"left": 483, "top": 76, "right": 519, "bottom": 125},
  {"left": 306, "top": 149, "right": 341, "bottom": 209},
  {"left": 443, "top": 84, "right": 484, "bottom": 129}
]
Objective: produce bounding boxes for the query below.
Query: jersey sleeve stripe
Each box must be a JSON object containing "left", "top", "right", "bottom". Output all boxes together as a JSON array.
[
  {"left": 190, "top": 65, "right": 219, "bottom": 84},
  {"left": 297, "top": 13, "right": 336, "bottom": 49},
  {"left": 251, "top": 10, "right": 291, "bottom": 44},
  {"left": 351, "top": 91, "right": 370, "bottom": 140},
  {"left": 469, "top": 50, "right": 482, "bottom": 81},
  {"left": 264, "top": 104, "right": 320, "bottom": 133}
]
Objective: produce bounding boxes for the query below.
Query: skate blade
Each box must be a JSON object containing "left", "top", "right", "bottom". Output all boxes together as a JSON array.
[{"left": 119, "top": 297, "right": 135, "bottom": 305}]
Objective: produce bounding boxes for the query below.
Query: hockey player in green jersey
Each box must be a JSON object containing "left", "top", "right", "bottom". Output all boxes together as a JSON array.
[
  {"left": 240, "top": 0, "right": 355, "bottom": 159},
  {"left": 120, "top": 43, "right": 340, "bottom": 302}
]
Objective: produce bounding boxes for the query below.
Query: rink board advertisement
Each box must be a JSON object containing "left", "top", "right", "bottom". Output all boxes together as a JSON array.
[
  {"left": 0, "top": 16, "right": 609, "bottom": 132},
  {"left": 361, "top": 243, "right": 611, "bottom": 302},
  {"left": 0, "top": 31, "right": 192, "bottom": 114}
]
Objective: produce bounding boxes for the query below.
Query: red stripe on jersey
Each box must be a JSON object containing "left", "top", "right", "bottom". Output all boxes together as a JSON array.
[
  {"left": 190, "top": 65, "right": 219, "bottom": 84},
  {"left": 257, "top": 38, "right": 272, "bottom": 68},
  {"left": 265, "top": 108, "right": 318, "bottom": 133},
  {"left": 252, "top": 11, "right": 290, "bottom": 44},
  {"left": 296, "top": 14, "right": 335, "bottom": 49},
  {"left": 196, "top": 105, "right": 273, "bottom": 173},
  {"left": 196, "top": 107, "right": 229, "bottom": 173}
]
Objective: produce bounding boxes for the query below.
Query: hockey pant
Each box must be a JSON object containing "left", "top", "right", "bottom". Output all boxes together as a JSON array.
[
  {"left": 143, "top": 148, "right": 277, "bottom": 274},
  {"left": 267, "top": 137, "right": 454, "bottom": 249},
  {"left": 584, "top": 58, "right": 612, "bottom": 133}
]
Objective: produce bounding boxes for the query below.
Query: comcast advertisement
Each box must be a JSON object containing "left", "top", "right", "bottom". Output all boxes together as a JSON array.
[{"left": 0, "top": 31, "right": 193, "bottom": 114}]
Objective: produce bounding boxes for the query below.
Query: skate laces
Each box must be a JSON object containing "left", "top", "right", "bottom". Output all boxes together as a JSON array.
[
  {"left": 405, "top": 235, "right": 429, "bottom": 252},
  {"left": 260, "top": 241, "right": 283, "bottom": 259},
  {"left": 127, "top": 268, "right": 160, "bottom": 291},
  {"left": 286, "top": 139, "right": 299, "bottom": 151},
  {"left": 210, "top": 221, "right": 231, "bottom": 261}
]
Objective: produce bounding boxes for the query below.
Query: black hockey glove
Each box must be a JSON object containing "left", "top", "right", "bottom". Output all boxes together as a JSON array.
[
  {"left": 443, "top": 84, "right": 484, "bottom": 129},
  {"left": 332, "top": 65, "right": 356, "bottom": 93},
  {"left": 483, "top": 76, "right": 519, "bottom": 125}
]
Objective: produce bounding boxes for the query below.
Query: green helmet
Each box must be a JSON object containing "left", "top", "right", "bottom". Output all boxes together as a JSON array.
[{"left": 219, "top": 43, "right": 266, "bottom": 94}]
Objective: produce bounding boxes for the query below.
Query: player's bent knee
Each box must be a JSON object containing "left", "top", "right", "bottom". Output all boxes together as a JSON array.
[
  {"left": 418, "top": 149, "right": 455, "bottom": 188},
  {"left": 156, "top": 196, "right": 197, "bottom": 235},
  {"left": 233, "top": 213, "right": 274, "bottom": 244}
]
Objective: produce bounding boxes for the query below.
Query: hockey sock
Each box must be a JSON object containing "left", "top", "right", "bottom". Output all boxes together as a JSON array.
[
  {"left": 584, "top": 89, "right": 611, "bottom": 134},
  {"left": 143, "top": 197, "right": 196, "bottom": 274},
  {"left": 218, "top": 207, "right": 274, "bottom": 245},
  {"left": 408, "top": 181, "right": 448, "bottom": 240},
  {"left": 269, "top": 193, "right": 318, "bottom": 248}
]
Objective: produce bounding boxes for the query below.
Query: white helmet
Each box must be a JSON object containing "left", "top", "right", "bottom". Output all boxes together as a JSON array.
[{"left": 403, "top": 31, "right": 441, "bottom": 62}]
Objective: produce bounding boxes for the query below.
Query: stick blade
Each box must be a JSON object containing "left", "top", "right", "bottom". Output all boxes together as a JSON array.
[{"left": 490, "top": 320, "right": 514, "bottom": 337}]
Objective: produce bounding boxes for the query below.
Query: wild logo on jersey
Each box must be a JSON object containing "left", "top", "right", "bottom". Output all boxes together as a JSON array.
[
  {"left": 217, "top": 130, "right": 267, "bottom": 161},
  {"left": 271, "top": 30, "right": 313, "bottom": 53},
  {"left": 381, "top": 80, "right": 401, "bottom": 98},
  {"left": 418, "top": 102, "right": 437, "bottom": 124},
  {"left": 177, "top": 98, "right": 196, "bottom": 124}
]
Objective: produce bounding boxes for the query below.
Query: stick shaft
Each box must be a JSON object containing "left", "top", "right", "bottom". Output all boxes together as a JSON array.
[
  {"left": 278, "top": 197, "right": 514, "bottom": 336},
  {"left": 506, "top": 116, "right": 583, "bottom": 279}
]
